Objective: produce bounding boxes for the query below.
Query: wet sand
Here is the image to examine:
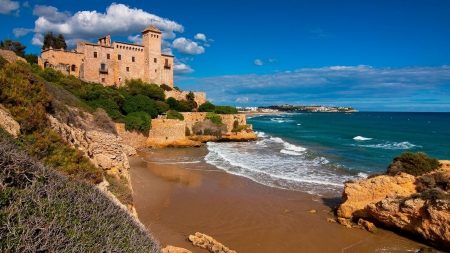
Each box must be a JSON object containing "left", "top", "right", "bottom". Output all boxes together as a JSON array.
[{"left": 130, "top": 147, "right": 428, "bottom": 253}]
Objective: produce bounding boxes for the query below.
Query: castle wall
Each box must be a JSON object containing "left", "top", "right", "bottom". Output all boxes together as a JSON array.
[
  {"left": 181, "top": 112, "right": 208, "bottom": 134},
  {"left": 115, "top": 123, "right": 149, "bottom": 149},
  {"left": 81, "top": 43, "right": 115, "bottom": 85},
  {"left": 165, "top": 90, "right": 206, "bottom": 108},
  {"left": 112, "top": 42, "right": 145, "bottom": 87},
  {"left": 39, "top": 49, "right": 84, "bottom": 78},
  {"left": 147, "top": 118, "right": 186, "bottom": 145},
  {"left": 219, "top": 114, "right": 248, "bottom": 134}
]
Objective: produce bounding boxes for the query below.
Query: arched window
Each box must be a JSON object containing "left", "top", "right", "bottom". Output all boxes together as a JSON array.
[{"left": 71, "top": 65, "right": 76, "bottom": 71}]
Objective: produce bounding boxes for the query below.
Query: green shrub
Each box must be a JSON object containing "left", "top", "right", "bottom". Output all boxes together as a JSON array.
[
  {"left": 185, "top": 126, "right": 191, "bottom": 136},
  {"left": 122, "top": 94, "right": 158, "bottom": 118},
  {"left": 166, "top": 110, "right": 184, "bottom": 120},
  {"left": 104, "top": 173, "right": 132, "bottom": 204},
  {"left": 420, "top": 188, "right": 450, "bottom": 201},
  {"left": 215, "top": 105, "right": 238, "bottom": 114},
  {"left": 160, "top": 83, "right": 172, "bottom": 91},
  {"left": 93, "top": 108, "right": 118, "bottom": 135},
  {"left": 386, "top": 152, "right": 442, "bottom": 176},
  {"left": 173, "top": 86, "right": 180, "bottom": 91},
  {"left": 0, "top": 55, "right": 8, "bottom": 69},
  {"left": 176, "top": 99, "right": 196, "bottom": 112},
  {"left": 198, "top": 101, "right": 216, "bottom": 112},
  {"left": 123, "top": 79, "right": 165, "bottom": 101},
  {"left": 155, "top": 100, "right": 170, "bottom": 114},
  {"left": 40, "top": 67, "right": 65, "bottom": 82},
  {"left": 123, "top": 111, "right": 151, "bottom": 131},
  {"left": 206, "top": 112, "right": 222, "bottom": 125},
  {"left": 88, "top": 98, "right": 122, "bottom": 120}
]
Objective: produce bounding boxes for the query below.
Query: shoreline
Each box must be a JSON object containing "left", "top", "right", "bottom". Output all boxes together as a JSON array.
[{"left": 129, "top": 147, "right": 428, "bottom": 253}]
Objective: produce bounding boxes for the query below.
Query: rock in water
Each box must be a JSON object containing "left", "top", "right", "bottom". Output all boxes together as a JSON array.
[
  {"left": 357, "top": 218, "right": 378, "bottom": 234},
  {"left": 162, "top": 245, "right": 192, "bottom": 253},
  {"left": 188, "top": 232, "right": 237, "bottom": 253}
]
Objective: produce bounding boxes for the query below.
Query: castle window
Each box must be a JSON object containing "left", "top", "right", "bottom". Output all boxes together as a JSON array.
[
  {"left": 132, "top": 56, "right": 135, "bottom": 62},
  {"left": 126, "top": 67, "right": 129, "bottom": 72},
  {"left": 155, "top": 69, "right": 157, "bottom": 73},
  {"left": 107, "top": 53, "right": 110, "bottom": 59},
  {"left": 71, "top": 64, "right": 76, "bottom": 71},
  {"left": 119, "top": 77, "right": 122, "bottom": 81},
  {"left": 101, "top": 78, "right": 105, "bottom": 82},
  {"left": 94, "top": 52, "right": 97, "bottom": 58},
  {"left": 118, "top": 54, "right": 122, "bottom": 60},
  {"left": 101, "top": 63, "right": 106, "bottom": 70},
  {"left": 154, "top": 58, "right": 157, "bottom": 63},
  {"left": 116, "top": 45, "right": 119, "bottom": 48}
]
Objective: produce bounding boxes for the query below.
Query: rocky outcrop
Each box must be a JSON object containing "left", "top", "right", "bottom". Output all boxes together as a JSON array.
[
  {"left": 337, "top": 173, "right": 417, "bottom": 219},
  {"left": 188, "top": 232, "right": 237, "bottom": 253},
  {"left": 47, "top": 114, "right": 137, "bottom": 215},
  {"left": 338, "top": 163, "right": 450, "bottom": 248},
  {"left": 0, "top": 49, "right": 26, "bottom": 63},
  {"left": 162, "top": 246, "right": 192, "bottom": 253},
  {"left": 0, "top": 105, "right": 20, "bottom": 137}
]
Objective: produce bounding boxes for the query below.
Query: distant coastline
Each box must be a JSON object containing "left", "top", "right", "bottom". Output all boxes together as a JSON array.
[{"left": 238, "top": 104, "right": 358, "bottom": 114}]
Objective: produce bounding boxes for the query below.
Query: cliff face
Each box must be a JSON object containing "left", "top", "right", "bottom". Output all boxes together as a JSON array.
[
  {"left": 338, "top": 162, "right": 450, "bottom": 248},
  {"left": 47, "top": 114, "right": 137, "bottom": 215}
]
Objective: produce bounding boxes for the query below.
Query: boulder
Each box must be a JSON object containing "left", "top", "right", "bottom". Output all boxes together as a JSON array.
[
  {"left": 357, "top": 218, "right": 378, "bottom": 234},
  {"left": 188, "top": 232, "right": 237, "bottom": 253},
  {"left": 162, "top": 245, "right": 192, "bottom": 253}
]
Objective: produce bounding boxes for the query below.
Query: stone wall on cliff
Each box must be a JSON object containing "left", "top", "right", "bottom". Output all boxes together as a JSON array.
[
  {"left": 165, "top": 90, "right": 206, "bottom": 108},
  {"left": 115, "top": 123, "right": 148, "bottom": 149},
  {"left": 147, "top": 117, "right": 186, "bottom": 146}
]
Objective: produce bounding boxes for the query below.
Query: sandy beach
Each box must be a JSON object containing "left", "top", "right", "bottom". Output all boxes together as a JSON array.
[{"left": 130, "top": 147, "right": 428, "bottom": 253}]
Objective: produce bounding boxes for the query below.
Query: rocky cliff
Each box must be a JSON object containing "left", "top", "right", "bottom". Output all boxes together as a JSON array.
[{"left": 337, "top": 161, "right": 450, "bottom": 248}]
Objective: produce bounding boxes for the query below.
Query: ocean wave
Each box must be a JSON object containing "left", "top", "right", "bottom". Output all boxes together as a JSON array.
[
  {"left": 280, "top": 149, "right": 303, "bottom": 156},
  {"left": 356, "top": 141, "right": 419, "bottom": 150},
  {"left": 255, "top": 131, "right": 266, "bottom": 138},
  {"left": 353, "top": 136, "right": 372, "bottom": 141}
]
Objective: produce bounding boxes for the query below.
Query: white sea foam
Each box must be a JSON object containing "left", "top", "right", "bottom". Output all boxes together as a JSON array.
[
  {"left": 358, "top": 172, "right": 370, "bottom": 178},
  {"left": 357, "top": 141, "right": 418, "bottom": 150},
  {"left": 353, "top": 136, "right": 372, "bottom": 141},
  {"left": 297, "top": 123, "right": 301, "bottom": 126},
  {"left": 255, "top": 131, "right": 266, "bottom": 138},
  {"left": 204, "top": 140, "right": 358, "bottom": 196}
]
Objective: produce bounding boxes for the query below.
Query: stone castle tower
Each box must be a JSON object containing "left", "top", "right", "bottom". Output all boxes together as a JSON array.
[{"left": 38, "top": 25, "right": 174, "bottom": 88}]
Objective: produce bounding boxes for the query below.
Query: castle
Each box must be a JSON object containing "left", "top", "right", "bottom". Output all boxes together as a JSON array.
[{"left": 38, "top": 25, "right": 174, "bottom": 87}]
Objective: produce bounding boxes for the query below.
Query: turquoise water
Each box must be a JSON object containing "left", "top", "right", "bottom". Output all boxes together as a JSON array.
[{"left": 204, "top": 112, "right": 450, "bottom": 196}]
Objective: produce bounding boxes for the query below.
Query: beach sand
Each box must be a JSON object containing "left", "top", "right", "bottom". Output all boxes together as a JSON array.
[{"left": 130, "top": 147, "right": 428, "bottom": 253}]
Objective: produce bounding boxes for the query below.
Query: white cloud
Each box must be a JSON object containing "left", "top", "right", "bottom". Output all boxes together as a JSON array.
[
  {"left": 33, "top": 5, "right": 70, "bottom": 23},
  {"left": 236, "top": 97, "right": 249, "bottom": 103},
  {"left": 174, "top": 62, "right": 194, "bottom": 75},
  {"left": 254, "top": 59, "right": 263, "bottom": 66},
  {"left": 127, "top": 34, "right": 142, "bottom": 45},
  {"left": 204, "top": 43, "right": 210, "bottom": 47},
  {"left": 194, "top": 33, "right": 207, "bottom": 42},
  {"left": 13, "top": 28, "right": 33, "bottom": 37},
  {"left": 19, "top": 3, "right": 184, "bottom": 46},
  {"left": 0, "top": 0, "right": 19, "bottom": 15},
  {"left": 172, "top": 37, "right": 205, "bottom": 55},
  {"left": 23, "top": 1, "right": 29, "bottom": 7},
  {"left": 31, "top": 33, "right": 43, "bottom": 46},
  {"left": 268, "top": 58, "right": 278, "bottom": 62},
  {"left": 175, "top": 65, "right": 450, "bottom": 111}
]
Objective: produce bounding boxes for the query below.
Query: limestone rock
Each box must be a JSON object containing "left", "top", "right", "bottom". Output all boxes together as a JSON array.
[
  {"left": 309, "top": 209, "right": 317, "bottom": 213},
  {"left": 0, "top": 49, "right": 26, "bottom": 63},
  {"left": 327, "top": 218, "right": 337, "bottom": 223},
  {"left": 0, "top": 106, "right": 20, "bottom": 137},
  {"left": 162, "top": 245, "right": 192, "bottom": 253},
  {"left": 337, "top": 173, "right": 417, "bottom": 219},
  {"left": 357, "top": 218, "right": 378, "bottom": 234},
  {"left": 337, "top": 217, "right": 352, "bottom": 228},
  {"left": 188, "top": 232, "right": 237, "bottom": 253},
  {"left": 94, "top": 154, "right": 112, "bottom": 169}
]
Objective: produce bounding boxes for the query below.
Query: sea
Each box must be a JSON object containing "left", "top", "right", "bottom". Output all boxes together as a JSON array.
[{"left": 204, "top": 112, "right": 450, "bottom": 196}]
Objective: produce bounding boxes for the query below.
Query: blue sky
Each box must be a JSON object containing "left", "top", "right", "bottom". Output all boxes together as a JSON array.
[{"left": 1, "top": 0, "right": 450, "bottom": 111}]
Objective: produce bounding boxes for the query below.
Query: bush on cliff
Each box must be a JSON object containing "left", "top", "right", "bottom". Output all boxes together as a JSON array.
[
  {"left": 122, "top": 94, "right": 158, "bottom": 118},
  {"left": 0, "top": 60, "right": 103, "bottom": 184},
  {"left": 206, "top": 112, "right": 222, "bottom": 125},
  {"left": 387, "top": 152, "right": 442, "bottom": 176},
  {"left": 160, "top": 83, "right": 172, "bottom": 91},
  {"left": 166, "top": 110, "right": 184, "bottom": 120},
  {"left": 122, "top": 78, "right": 165, "bottom": 101},
  {"left": 215, "top": 105, "right": 238, "bottom": 114},
  {"left": 199, "top": 101, "right": 216, "bottom": 112},
  {"left": 123, "top": 111, "right": 151, "bottom": 131},
  {"left": 0, "top": 130, "right": 161, "bottom": 252}
]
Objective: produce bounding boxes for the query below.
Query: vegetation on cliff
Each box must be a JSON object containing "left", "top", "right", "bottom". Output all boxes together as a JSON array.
[
  {"left": 0, "top": 129, "right": 161, "bottom": 252},
  {"left": 0, "top": 57, "right": 103, "bottom": 183},
  {"left": 199, "top": 101, "right": 238, "bottom": 114},
  {"left": 387, "top": 152, "right": 442, "bottom": 177}
]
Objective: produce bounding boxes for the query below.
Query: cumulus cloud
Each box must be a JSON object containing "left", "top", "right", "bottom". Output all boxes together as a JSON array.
[
  {"left": 236, "top": 97, "right": 249, "bottom": 103},
  {"left": 127, "top": 34, "right": 142, "bottom": 45},
  {"left": 174, "top": 62, "right": 194, "bottom": 75},
  {"left": 175, "top": 65, "right": 450, "bottom": 111},
  {"left": 172, "top": 38, "right": 205, "bottom": 55},
  {"left": 13, "top": 28, "right": 33, "bottom": 37},
  {"left": 254, "top": 59, "right": 263, "bottom": 66},
  {"left": 23, "top": 1, "right": 29, "bottom": 7},
  {"left": 0, "top": 0, "right": 19, "bottom": 15},
  {"left": 17, "top": 3, "right": 184, "bottom": 45},
  {"left": 268, "top": 58, "right": 278, "bottom": 62},
  {"left": 194, "top": 33, "right": 207, "bottom": 42}
]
